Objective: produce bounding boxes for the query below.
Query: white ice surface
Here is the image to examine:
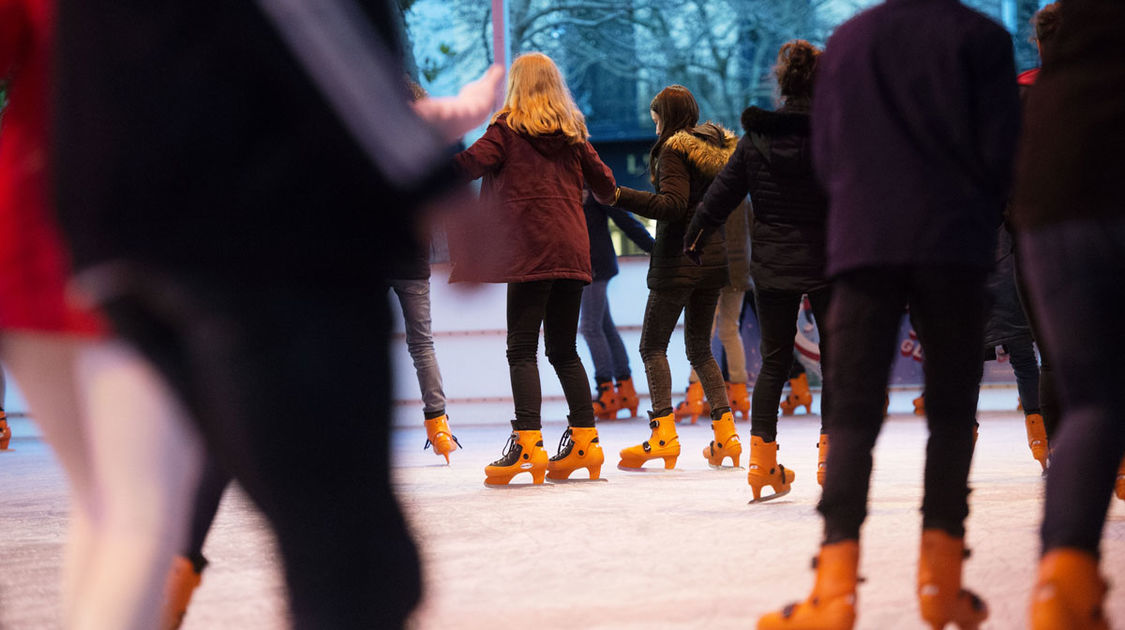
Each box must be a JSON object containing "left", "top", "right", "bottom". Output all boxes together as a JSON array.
[{"left": 2, "top": 408, "right": 1123, "bottom": 630}]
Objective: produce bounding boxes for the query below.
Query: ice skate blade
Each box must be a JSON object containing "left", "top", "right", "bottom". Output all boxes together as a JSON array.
[
  {"left": 545, "top": 477, "right": 609, "bottom": 484},
  {"left": 482, "top": 480, "right": 552, "bottom": 490},
  {"left": 708, "top": 464, "right": 745, "bottom": 471},
  {"left": 616, "top": 463, "right": 676, "bottom": 473},
  {"left": 747, "top": 488, "right": 791, "bottom": 504}
]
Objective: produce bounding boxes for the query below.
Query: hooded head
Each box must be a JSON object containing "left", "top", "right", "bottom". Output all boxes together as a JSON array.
[{"left": 493, "top": 52, "right": 588, "bottom": 145}]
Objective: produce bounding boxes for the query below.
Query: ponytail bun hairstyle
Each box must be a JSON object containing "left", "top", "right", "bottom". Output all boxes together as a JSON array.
[{"left": 775, "top": 40, "right": 822, "bottom": 104}]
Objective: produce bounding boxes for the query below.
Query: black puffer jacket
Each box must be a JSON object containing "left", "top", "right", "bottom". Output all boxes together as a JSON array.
[
  {"left": 615, "top": 123, "right": 735, "bottom": 291},
  {"left": 694, "top": 104, "right": 827, "bottom": 293}
]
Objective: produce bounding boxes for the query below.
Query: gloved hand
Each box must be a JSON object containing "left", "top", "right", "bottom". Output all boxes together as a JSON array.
[{"left": 683, "top": 212, "right": 713, "bottom": 266}]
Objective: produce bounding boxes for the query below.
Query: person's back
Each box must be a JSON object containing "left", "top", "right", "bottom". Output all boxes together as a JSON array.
[
  {"left": 813, "top": 0, "right": 1019, "bottom": 276},
  {"left": 759, "top": 3, "right": 1020, "bottom": 628}
]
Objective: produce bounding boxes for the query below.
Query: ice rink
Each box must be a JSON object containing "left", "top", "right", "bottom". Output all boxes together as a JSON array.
[{"left": 2, "top": 400, "right": 1123, "bottom": 630}]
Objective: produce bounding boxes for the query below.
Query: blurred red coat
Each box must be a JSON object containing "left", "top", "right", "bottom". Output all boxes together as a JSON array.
[{"left": 0, "top": 0, "right": 102, "bottom": 334}]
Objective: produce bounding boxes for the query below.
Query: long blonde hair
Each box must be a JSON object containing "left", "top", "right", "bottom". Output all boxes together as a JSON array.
[{"left": 493, "top": 52, "right": 588, "bottom": 144}]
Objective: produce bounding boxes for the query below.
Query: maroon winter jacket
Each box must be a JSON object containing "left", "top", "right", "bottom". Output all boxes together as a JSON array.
[{"left": 450, "top": 115, "right": 616, "bottom": 283}]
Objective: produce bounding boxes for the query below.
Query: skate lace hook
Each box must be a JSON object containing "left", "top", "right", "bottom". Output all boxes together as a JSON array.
[
  {"left": 555, "top": 427, "right": 574, "bottom": 456},
  {"left": 500, "top": 433, "right": 517, "bottom": 457}
]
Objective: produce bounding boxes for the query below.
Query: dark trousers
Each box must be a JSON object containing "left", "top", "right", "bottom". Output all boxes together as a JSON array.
[
  {"left": 639, "top": 287, "right": 728, "bottom": 418},
  {"left": 103, "top": 273, "right": 419, "bottom": 629},
  {"left": 1014, "top": 248, "right": 1060, "bottom": 438},
  {"left": 1004, "top": 337, "right": 1041, "bottom": 414},
  {"left": 507, "top": 279, "right": 594, "bottom": 430},
  {"left": 819, "top": 266, "right": 987, "bottom": 544},
  {"left": 1020, "top": 219, "right": 1125, "bottom": 556},
  {"left": 751, "top": 286, "right": 831, "bottom": 441},
  {"left": 579, "top": 279, "right": 632, "bottom": 383}
]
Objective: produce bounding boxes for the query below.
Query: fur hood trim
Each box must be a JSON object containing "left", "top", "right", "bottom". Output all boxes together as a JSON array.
[
  {"left": 663, "top": 122, "right": 738, "bottom": 179},
  {"left": 740, "top": 106, "right": 811, "bottom": 135}
]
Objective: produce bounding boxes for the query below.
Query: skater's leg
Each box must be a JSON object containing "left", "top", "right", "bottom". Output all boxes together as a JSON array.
[
  {"left": 716, "top": 286, "right": 748, "bottom": 384},
  {"left": 579, "top": 279, "right": 614, "bottom": 384},
  {"left": 908, "top": 267, "right": 988, "bottom": 539},
  {"left": 818, "top": 269, "right": 908, "bottom": 543},
  {"left": 1021, "top": 221, "right": 1125, "bottom": 556},
  {"left": 807, "top": 286, "right": 833, "bottom": 427},
  {"left": 639, "top": 289, "right": 689, "bottom": 417},
  {"left": 507, "top": 281, "right": 552, "bottom": 431},
  {"left": 0, "top": 335, "right": 96, "bottom": 624},
  {"left": 390, "top": 278, "right": 446, "bottom": 418},
  {"left": 750, "top": 289, "right": 801, "bottom": 441},
  {"left": 1007, "top": 337, "right": 1040, "bottom": 414},
  {"left": 601, "top": 288, "right": 632, "bottom": 381},
  {"left": 685, "top": 287, "right": 728, "bottom": 416},
  {"left": 71, "top": 340, "right": 202, "bottom": 630},
  {"left": 543, "top": 279, "right": 596, "bottom": 427}
]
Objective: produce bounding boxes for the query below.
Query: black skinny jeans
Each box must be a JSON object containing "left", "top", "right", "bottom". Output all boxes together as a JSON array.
[
  {"left": 751, "top": 286, "right": 831, "bottom": 441},
  {"left": 639, "top": 287, "right": 729, "bottom": 418},
  {"left": 507, "top": 279, "right": 595, "bottom": 430},
  {"left": 819, "top": 266, "right": 987, "bottom": 544}
]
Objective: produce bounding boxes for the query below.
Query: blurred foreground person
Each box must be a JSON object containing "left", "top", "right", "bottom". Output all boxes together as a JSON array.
[
  {"left": 1, "top": 1, "right": 203, "bottom": 628},
  {"left": 1013, "top": 0, "right": 1125, "bottom": 627},
  {"left": 53, "top": 2, "right": 498, "bottom": 628},
  {"left": 757, "top": 1, "right": 1019, "bottom": 628}
]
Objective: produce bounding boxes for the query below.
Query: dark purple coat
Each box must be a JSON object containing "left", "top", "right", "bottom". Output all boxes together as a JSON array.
[
  {"left": 450, "top": 115, "right": 616, "bottom": 284},
  {"left": 812, "top": 0, "right": 1020, "bottom": 277}
]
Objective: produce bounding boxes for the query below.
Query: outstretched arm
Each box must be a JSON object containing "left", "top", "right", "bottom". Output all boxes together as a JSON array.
[
  {"left": 613, "top": 149, "right": 691, "bottom": 221},
  {"left": 453, "top": 122, "right": 505, "bottom": 181}
]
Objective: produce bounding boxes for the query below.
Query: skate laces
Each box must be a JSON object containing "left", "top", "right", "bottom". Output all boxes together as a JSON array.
[
  {"left": 490, "top": 433, "right": 521, "bottom": 466},
  {"left": 551, "top": 428, "right": 575, "bottom": 461}
]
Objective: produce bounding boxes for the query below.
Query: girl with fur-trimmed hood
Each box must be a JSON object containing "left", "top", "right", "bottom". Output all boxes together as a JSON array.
[{"left": 612, "top": 85, "right": 744, "bottom": 472}]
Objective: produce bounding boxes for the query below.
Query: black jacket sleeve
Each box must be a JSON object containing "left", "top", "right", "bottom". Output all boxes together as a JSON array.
[
  {"left": 613, "top": 148, "right": 691, "bottom": 221},
  {"left": 696, "top": 136, "right": 755, "bottom": 230}
]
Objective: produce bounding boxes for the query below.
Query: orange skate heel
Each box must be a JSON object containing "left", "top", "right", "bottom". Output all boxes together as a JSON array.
[
  {"left": 484, "top": 429, "right": 548, "bottom": 486},
  {"left": 161, "top": 555, "right": 203, "bottom": 630},
  {"left": 917, "top": 530, "right": 988, "bottom": 630},
  {"left": 780, "top": 373, "right": 812, "bottom": 416},
  {"left": 703, "top": 412, "right": 742, "bottom": 468},
  {"left": 0, "top": 410, "right": 10, "bottom": 451},
  {"left": 747, "top": 436, "right": 795, "bottom": 503},
  {"left": 1030, "top": 548, "right": 1109, "bottom": 630},
  {"left": 727, "top": 381, "right": 750, "bottom": 420},
  {"left": 757, "top": 540, "right": 859, "bottom": 630},
  {"left": 423, "top": 414, "right": 461, "bottom": 464},
  {"left": 592, "top": 380, "right": 621, "bottom": 421},
  {"left": 547, "top": 426, "right": 604, "bottom": 481},
  {"left": 618, "top": 413, "right": 679, "bottom": 470},
  {"left": 913, "top": 394, "right": 926, "bottom": 416},
  {"left": 674, "top": 381, "right": 708, "bottom": 424},
  {"left": 615, "top": 377, "right": 640, "bottom": 418},
  {"left": 1116, "top": 457, "right": 1125, "bottom": 502},
  {"left": 816, "top": 433, "right": 829, "bottom": 486},
  {"left": 1024, "top": 413, "right": 1049, "bottom": 471}
]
